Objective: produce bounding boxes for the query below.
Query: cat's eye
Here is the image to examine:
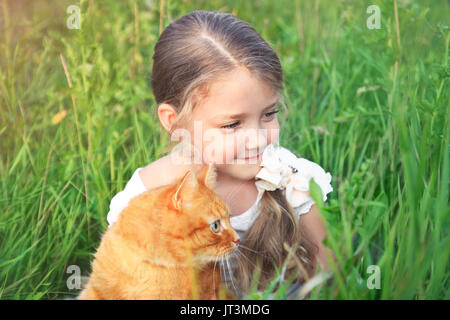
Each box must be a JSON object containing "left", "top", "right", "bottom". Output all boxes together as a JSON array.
[{"left": 210, "top": 220, "right": 221, "bottom": 233}]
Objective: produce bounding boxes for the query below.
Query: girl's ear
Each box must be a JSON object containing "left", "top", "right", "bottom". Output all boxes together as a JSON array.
[
  {"left": 172, "top": 170, "right": 198, "bottom": 210},
  {"left": 157, "top": 103, "right": 178, "bottom": 133},
  {"left": 198, "top": 163, "right": 217, "bottom": 190}
]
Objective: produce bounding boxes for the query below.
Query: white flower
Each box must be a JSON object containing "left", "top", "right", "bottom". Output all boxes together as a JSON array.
[
  {"left": 285, "top": 173, "right": 311, "bottom": 207},
  {"left": 255, "top": 144, "right": 333, "bottom": 209},
  {"left": 254, "top": 144, "right": 286, "bottom": 191}
]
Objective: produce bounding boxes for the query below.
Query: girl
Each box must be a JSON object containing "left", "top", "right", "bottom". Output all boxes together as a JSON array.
[{"left": 107, "top": 10, "right": 335, "bottom": 299}]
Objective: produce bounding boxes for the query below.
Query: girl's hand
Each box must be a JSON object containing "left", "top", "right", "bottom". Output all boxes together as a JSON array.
[{"left": 300, "top": 204, "right": 337, "bottom": 281}]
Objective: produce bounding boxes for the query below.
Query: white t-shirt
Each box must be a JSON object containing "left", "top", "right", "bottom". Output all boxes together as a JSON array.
[{"left": 106, "top": 147, "right": 333, "bottom": 241}]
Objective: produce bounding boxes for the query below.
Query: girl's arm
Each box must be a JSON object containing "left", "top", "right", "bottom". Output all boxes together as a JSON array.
[{"left": 299, "top": 204, "right": 336, "bottom": 291}]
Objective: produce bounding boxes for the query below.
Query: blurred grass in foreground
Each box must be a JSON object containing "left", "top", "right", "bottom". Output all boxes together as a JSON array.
[{"left": 0, "top": 0, "right": 448, "bottom": 299}]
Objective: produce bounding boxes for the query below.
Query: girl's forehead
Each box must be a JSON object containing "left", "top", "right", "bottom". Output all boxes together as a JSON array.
[{"left": 193, "top": 68, "right": 278, "bottom": 119}]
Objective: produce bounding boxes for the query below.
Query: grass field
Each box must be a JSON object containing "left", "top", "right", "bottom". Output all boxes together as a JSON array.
[{"left": 0, "top": 0, "right": 448, "bottom": 299}]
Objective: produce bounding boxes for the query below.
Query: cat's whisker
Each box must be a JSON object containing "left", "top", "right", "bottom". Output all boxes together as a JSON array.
[
  {"left": 235, "top": 248, "right": 258, "bottom": 269},
  {"left": 219, "top": 256, "right": 227, "bottom": 292},
  {"left": 225, "top": 256, "right": 239, "bottom": 297},
  {"left": 239, "top": 244, "right": 268, "bottom": 257},
  {"left": 213, "top": 256, "right": 219, "bottom": 297},
  {"left": 235, "top": 248, "right": 271, "bottom": 276}
]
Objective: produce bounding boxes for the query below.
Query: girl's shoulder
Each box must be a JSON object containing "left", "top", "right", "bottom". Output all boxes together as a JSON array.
[
  {"left": 139, "top": 153, "right": 203, "bottom": 191},
  {"left": 107, "top": 167, "right": 148, "bottom": 226},
  {"left": 139, "top": 155, "right": 172, "bottom": 191}
]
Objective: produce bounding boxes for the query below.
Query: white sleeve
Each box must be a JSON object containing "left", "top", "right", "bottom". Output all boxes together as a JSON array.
[
  {"left": 292, "top": 158, "right": 333, "bottom": 216},
  {"left": 106, "top": 168, "right": 147, "bottom": 227},
  {"left": 294, "top": 199, "right": 316, "bottom": 217}
]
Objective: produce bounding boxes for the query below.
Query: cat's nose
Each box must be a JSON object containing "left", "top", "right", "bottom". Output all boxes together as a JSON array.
[{"left": 234, "top": 237, "right": 240, "bottom": 245}]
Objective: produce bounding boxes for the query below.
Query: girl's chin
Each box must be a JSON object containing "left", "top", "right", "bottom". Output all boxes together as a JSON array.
[{"left": 228, "top": 164, "right": 262, "bottom": 181}]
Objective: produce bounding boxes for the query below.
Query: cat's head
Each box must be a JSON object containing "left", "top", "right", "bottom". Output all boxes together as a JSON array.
[
  {"left": 165, "top": 163, "right": 240, "bottom": 266},
  {"left": 122, "top": 163, "right": 240, "bottom": 267}
]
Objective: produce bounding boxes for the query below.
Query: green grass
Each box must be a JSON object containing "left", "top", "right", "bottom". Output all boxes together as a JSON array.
[{"left": 0, "top": 0, "right": 448, "bottom": 299}]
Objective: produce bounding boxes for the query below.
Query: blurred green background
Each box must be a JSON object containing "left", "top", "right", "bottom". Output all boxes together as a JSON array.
[{"left": 0, "top": 0, "right": 448, "bottom": 299}]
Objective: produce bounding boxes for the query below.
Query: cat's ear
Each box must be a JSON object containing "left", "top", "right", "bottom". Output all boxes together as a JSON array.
[
  {"left": 198, "top": 163, "right": 217, "bottom": 190},
  {"left": 172, "top": 170, "right": 197, "bottom": 210}
]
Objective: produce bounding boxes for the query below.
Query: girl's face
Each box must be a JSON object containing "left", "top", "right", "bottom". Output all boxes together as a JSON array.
[{"left": 181, "top": 67, "right": 280, "bottom": 181}]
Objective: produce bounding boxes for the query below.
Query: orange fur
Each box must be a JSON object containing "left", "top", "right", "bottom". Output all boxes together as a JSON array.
[{"left": 78, "top": 164, "right": 239, "bottom": 300}]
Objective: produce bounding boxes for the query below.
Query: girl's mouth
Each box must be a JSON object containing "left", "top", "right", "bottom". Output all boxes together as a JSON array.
[{"left": 242, "top": 153, "right": 261, "bottom": 162}]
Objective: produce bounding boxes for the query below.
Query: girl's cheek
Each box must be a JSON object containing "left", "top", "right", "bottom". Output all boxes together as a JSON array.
[
  {"left": 267, "top": 126, "right": 280, "bottom": 146},
  {"left": 201, "top": 129, "right": 230, "bottom": 164},
  {"left": 263, "top": 119, "right": 280, "bottom": 146},
  {"left": 220, "top": 133, "right": 238, "bottom": 164}
]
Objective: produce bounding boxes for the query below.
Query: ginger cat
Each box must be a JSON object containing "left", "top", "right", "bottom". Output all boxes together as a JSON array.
[{"left": 78, "top": 164, "right": 240, "bottom": 300}]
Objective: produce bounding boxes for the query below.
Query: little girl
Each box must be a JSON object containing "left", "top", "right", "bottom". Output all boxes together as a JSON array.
[{"left": 106, "top": 10, "right": 334, "bottom": 299}]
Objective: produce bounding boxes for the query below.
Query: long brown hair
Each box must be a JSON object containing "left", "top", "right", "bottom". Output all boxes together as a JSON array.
[{"left": 150, "top": 10, "right": 319, "bottom": 296}]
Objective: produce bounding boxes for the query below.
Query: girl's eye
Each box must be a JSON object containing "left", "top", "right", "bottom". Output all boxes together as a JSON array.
[
  {"left": 210, "top": 220, "right": 221, "bottom": 233},
  {"left": 221, "top": 121, "right": 240, "bottom": 130},
  {"left": 220, "top": 109, "right": 278, "bottom": 131},
  {"left": 264, "top": 109, "right": 279, "bottom": 119}
]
